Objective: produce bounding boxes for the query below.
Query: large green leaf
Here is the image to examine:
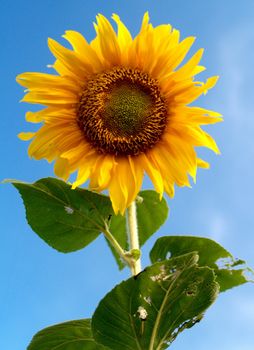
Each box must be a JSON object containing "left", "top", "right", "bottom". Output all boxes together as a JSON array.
[
  {"left": 150, "top": 236, "right": 253, "bottom": 292},
  {"left": 92, "top": 253, "right": 218, "bottom": 350},
  {"left": 107, "top": 191, "right": 169, "bottom": 269},
  {"left": 13, "top": 178, "right": 113, "bottom": 253},
  {"left": 28, "top": 319, "right": 108, "bottom": 350}
]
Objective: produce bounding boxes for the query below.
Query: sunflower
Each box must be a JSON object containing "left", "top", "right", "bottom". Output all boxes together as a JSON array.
[{"left": 17, "top": 13, "right": 222, "bottom": 214}]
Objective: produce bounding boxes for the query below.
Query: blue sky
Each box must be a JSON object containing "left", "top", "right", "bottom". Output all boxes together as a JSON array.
[{"left": 1, "top": 0, "right": 254, "bottom": 349}]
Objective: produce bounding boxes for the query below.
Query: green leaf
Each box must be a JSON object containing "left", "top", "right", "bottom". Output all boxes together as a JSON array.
[
  {"left": 27, "top": 319, "right": 108, "bottom": 350},
  {"left": 150, "top": 236, "right": 253, "bottom": 292},
  {"left": 136, "top": 192, "right": 169, "bottom": 246},
  {"left": 107, "top": 191, "right": 169, "bottom": 269},
  {"left": 92, "top": 253, "right": 218, "bottom": 350},
  {"left": 13, "top": 178, "right": 113, "bottom": 253}
]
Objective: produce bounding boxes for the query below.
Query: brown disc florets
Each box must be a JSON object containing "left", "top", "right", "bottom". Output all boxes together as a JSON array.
[{"left": 77, "top": 67, "right": 168, "bottom": 156}]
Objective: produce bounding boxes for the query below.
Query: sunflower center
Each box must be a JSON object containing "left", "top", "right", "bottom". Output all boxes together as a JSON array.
[
  {"left": 78, "top": 67, "right": 167, "bottom": 156},
  {"left": 103, "top": 84, "right": 152, "bottom": 137}
]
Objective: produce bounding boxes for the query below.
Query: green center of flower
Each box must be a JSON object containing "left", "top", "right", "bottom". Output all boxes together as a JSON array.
[
  {"left": 103, "top": 84, "right": 153, "bottom": 137},
  {"left": 78, "top": 67, "right": 168, "bottom": 156}
]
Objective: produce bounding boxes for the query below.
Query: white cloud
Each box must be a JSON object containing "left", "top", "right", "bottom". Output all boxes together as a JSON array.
[
  {"left": 217, "top": 21, "right": 254, "bottom": 180},
  {"left": 207, "top": 212, "right": 230, "bottom": 242},
  {"left": 218, "top": 22, "right": 254, "bottom": 124},
  {"left": 229, "top": 346, "right": 253, "bottom": 350},
  {"left": 233, "top": 295, "right": 254, "bottom": 322}
]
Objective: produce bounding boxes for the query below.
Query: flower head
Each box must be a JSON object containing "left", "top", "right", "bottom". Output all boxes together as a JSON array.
[{"left": 17, "top": 13, "right": 222, "bottom": 214}]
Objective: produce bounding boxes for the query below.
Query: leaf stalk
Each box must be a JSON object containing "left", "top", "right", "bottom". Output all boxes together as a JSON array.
[{"left": 103, "top": 224, "right": 132, "bottom": 267}]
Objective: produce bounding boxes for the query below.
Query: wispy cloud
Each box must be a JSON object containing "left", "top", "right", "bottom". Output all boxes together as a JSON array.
[
  {"left": 203, "top": 212, "right": 231, "bottom": 243},
  {"left": 217, "top": 21, "right": 254, "bottom": 191},
  {"left": 233, "top": 295, "right": 254, "bottom": 322},
  {"left": 218, "top": 22, "right": 254, "bottom": 123},
  {"left": 206, "top": 212, "right": 230, "bottom": 242}
]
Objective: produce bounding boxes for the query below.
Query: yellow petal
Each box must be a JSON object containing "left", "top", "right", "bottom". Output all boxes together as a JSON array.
[
  {"left": 72, "top": 155, "right": 96, "bottom": 189},
  {"left": 163, "top": 180, "right": 175, "bottom": 198},
  {"left": 108, "top": 160, "right": 127, "bottom": 215},
  {"left": 169, "top": 106, "right": 223, "bottom": 125},
  {"left": 95, "top": 14, "right": 121, "bottom": 66},
  {"left": 112, "top": 14, "right": 132, "bottom": 54},
  {"left": 62, "top": 30, "right": 102, "bottom": 71},
  {"left": 61, "top": 142, "right": 92, "bottom": 160},
  {"left": 18, "top": 132, "right": 35, "bottom": 141},
  {"left": 48, "top": 38, "right": 92, "bottom": 79},
  {"left": 117, "top": 157, "right": 135, "bottom": 208},
  {"left": 128, "top": 156, "right": 144, "bottom": 197},
  {"left": 203, "top": 76, "right": 219, "bottom": 94},
  {"left": 128, "top": 12, "right": 153, "bottom": 69},
  {"left": 140, "top": 12, "right": 150, "bottom": 31},
  {"left": 138, "top": 153, "right": 164, "bottom": 196},
  {"left": 172, "top": 76, "right": 219, "bottom": 104},
  {"left": 153, "top": 24, "right": 172, "bottom": 43},
  {"left": 150, "top": 145, "right": 190, "bottom": 188},
  {"left": 197, "top": 158, "right": 210, "bottom": 169},
  {"left": 21, "top": 90, "right": 78, "bottom": 106},
  {"left": 171, "top": 36, "right": 196, "bottom": 69},
  {"left": 162, "top": 135, "right": 197, "bottom": 181},
  {"left": 54, "top": 157, "right": 70, "bottom": 181},
  {"left": 26, "top": 122, "right": 81, "bottom": 160},
  {"left": 171, "top": 48, "right": 204, "bottom": 80},
  {"left": 52, "top": 59, "right": 73, "bottom": 77},
  {"left": 16, "top": 72, "right": 80, "bottom": 93},
  {"left": 89, "top": 154, "right": 115, "bottom": 191},
  {"left": 25, "top": 107, "right": 76, "bottom": 123},
  {"left": 25, "top": 111, "right": 44, "bottom": 123},
  {"left": 170, "top": 125, "right": 220, "bottom": 154},
  {"left": 193, "top": 65, "right": 206, "bottom": 75},
  {"left": 108, "top": 157, "right": 141, "bottom": 215},
  {"left": 96, "top": 155, "right": 115, "bottom": 190},
  {"left": 155, "top": 36, "right": 196, "bottom": 80},
  {"left": 28, "top": 127, "right": 60, "bottom": 159}
]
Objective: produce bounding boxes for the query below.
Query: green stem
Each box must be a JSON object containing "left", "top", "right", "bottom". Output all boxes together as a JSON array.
[
  {"left": 103, "top": 224, "right": 131, "bottom": 267},
  {"left": 127, "top": 200, "right": 142, "bottom": 276}
]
